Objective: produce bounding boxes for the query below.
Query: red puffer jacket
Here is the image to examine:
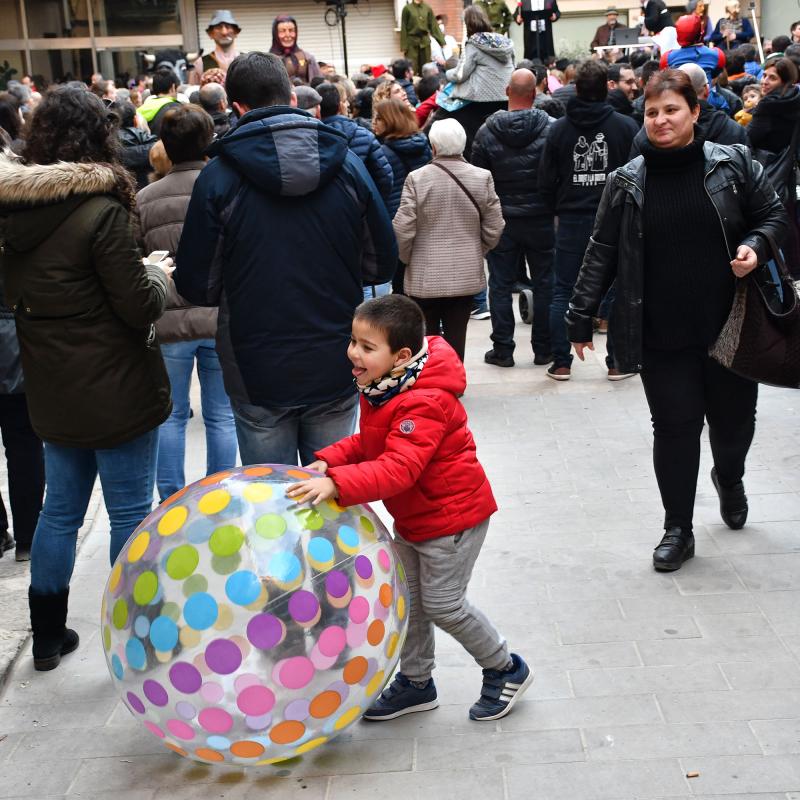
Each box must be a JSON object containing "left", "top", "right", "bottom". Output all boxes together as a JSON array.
[{"left": 316, "top": 336, "right": 497, "bottom": 542}]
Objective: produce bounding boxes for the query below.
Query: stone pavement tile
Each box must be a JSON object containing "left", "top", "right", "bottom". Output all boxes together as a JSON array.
[
  {"left": 415, "top": 728, "right": 584, "bottom": 770},
  {"left": 671, "top": 559, "right": 748, "bottom": 595},
  {"left": 12, "top": 724, "right": 167, "bottom": 762},
  {"left": 656, "top": 689, "right": 800, "bottom": 723},
  {"left": 328, "top": 768, "right": 506, "bottom": 800},
  {"left": 0, "top": 758, "right": 80, "bottom": 798},
  {"left": 0, "top": 692, "right": 117, "bottom": 733},
  {"left": 749, "top": 719, "right": 800, "bottom": 755},
  {"left": 706, "top": 522, "right": 800, "bottom": 556},
  {"left": 513, "top": 641, "right": 642, "bottom": 670},
  {"left": 0, "top": 730, "right": 22, "bottom": 761},
  {"left": 618, "top": 593, "right": 759, "bottom": 618},
  {"left": 718, "top": 661, "right": 800, "bottom": 691},
  {"left": 153, "top": 776, "right": 330, "bottom": 800},
  {"left": 753, "top": 591, "right": 800, "bottom": 636},
  {"left": 497, "top": 694, "right": 661, "bottom": 732},
  {"left": 480, "top": 597, "right": 624, "bottom": 625},
  {"left": 739, "top": 493, "right": 800, "bottom": 523},
  {"left": 547, "top": 577, "right": 680, "bottom": 603},
  {"left": 692, "top": 612, "right": 773, "bottom": 638},
  {"left": 678, "top": 755, "right": 800, "bottom": 795},
  {"left": 504, "top": 758, "right": 689, "bottom": 799},
  {"left": 569, "top": 664, "right": 727, "bottom": 697},
  {"left": 583, "top": 721, "right": 761, "bottom": 761},
  {"left": 728, "top": 554, "right": 800, "bottom": 592},
  {"left": 342, "top": 703, "right": 479, "bottom": 741},
  {"left": 637, "top": 635, "right": 790, "bottom": 666},
  {"left": 557, "top": 617, "right": 701, "bottom": 645}
]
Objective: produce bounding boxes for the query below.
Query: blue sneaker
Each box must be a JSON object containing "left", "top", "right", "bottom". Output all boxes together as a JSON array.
[
  {"left": 469, "top": 653, "right": 534, "bottom": 721},
  {"left": 362, "top": 673, "right": 439, "bottom": 721}
]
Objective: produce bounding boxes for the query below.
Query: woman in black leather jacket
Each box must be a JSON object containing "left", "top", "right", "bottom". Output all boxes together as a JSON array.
[{"left": 567, "top": 69, "right": 787, "bottom": 572}]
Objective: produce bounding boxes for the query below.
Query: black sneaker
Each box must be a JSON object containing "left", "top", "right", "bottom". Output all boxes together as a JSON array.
[
  {"left": 363, "top": 673, "right": 439, "bottom": 721},
  {"left": 484, "top": 349, "right": 514, "bottom": 368},
  {"left": 710, "top": 467, "right": 748, "bottom": 530},
  {"left": 469, "top": 653, "right": 534, "bottom": 721},
  {"left": 652, "top": 527, "right": 694, "bottom": 571},
  {"left": 533, "top": 353, "right": 553, "bottom": 366}
]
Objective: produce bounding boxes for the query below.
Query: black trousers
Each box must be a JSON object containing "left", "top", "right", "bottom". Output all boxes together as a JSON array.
[
  {"left": 0, "top": 394, "right": 44, "bottom": 549},
  {"left": 410, "top": 295, "right": 473, "bottom": 362},
  {"left": 640, "top": 348, "right": 758, "bottom": 532}
]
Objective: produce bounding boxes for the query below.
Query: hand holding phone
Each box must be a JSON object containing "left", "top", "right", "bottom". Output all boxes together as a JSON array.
[{"left": 143, "top": 251, "right": 175, "bottom": 277}]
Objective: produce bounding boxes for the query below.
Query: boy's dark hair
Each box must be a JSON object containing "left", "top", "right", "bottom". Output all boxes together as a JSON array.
[
  {"left": 226, "top": 52, "right": 292, "bottom": 110},
  {"left": 416, "top": 74, "right": 441, "bottom": 103},
  {"left": 152, "top": 68, "right": 178, "bottom": 95},
  {"left": 536, "top": 95, "right": 566, "bottom": 118},
  {"left": 354, "top": 295, "right": 425, "bottom": 354},
  {"left": 772, "top": 35, "right": 791, "bottom": 54},
  {"left": 640, "top": 60, "right": 661, "bottom": 86},
  {"left": 316, "top": 82, "right": 342, "bottom": 118},
  {"left": 739, "top": 44, "right": 757, "bottom": 62},
  {"left": 575, "top": 60, "right": 608, "bottom": 102},
  {"left": 391, "top": 57, "right": 412, "bottom": 79},
  {"left": 159, "top": 104, "right": 214, "bottom": 163}
]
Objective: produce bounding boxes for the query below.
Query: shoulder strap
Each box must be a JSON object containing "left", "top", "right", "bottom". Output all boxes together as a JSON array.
[{"left": 430, "top": 161, "right": 482, "bottom": 221}]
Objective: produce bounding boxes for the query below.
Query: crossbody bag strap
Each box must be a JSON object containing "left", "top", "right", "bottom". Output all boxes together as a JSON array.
[{"left": 430, "top": 161, "right": 483, "bottom": 223}]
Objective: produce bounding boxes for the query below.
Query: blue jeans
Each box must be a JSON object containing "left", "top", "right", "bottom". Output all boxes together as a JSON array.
[
  {"left": 232, "top": 393, "right": 358, "bottom": 467},
  {"left": 157, "top": 340, "right": 237, "bottom": 502},
  {"left": 487, "top": 216, "right": 554, "bottom": 358},
  {"left": 363, "top": 283, "right": 392, "bottom": 301},
  {"left": 30, "top": 430, "right": 158, "bottom": 593}
]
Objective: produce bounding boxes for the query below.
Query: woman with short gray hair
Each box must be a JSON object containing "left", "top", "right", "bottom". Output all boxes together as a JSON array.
[{"left": 392, "top": 118, "right": 504, "bottom": 361}]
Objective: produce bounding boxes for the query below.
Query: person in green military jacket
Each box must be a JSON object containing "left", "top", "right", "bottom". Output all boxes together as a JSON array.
[
  {"left": 476, "top": 0, "right": 515, "bottom": 35},
  {"left": 401, "top": 0, "right": 446, "bottom": 76}
]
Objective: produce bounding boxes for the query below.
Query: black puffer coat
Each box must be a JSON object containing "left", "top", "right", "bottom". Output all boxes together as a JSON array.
[
  {"left": 471, "top": 107, "right": 552, "bottom": 217},
  {"left": 566, "top": 142, "right": 787, "bottom": 373},
  {"left": 748, "top": 85, "right": 800, "bottom": 154},
  {"left": 380, "top": 133, "right": 432, "bottom": 217}
]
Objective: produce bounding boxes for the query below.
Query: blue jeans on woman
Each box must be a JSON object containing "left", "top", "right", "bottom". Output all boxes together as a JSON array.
[
  {"left": 157, "top": 339, "right": 237, "bottom": 502},
  {"left": 30, "top": 430, "right": 159, "bottom": 593}
]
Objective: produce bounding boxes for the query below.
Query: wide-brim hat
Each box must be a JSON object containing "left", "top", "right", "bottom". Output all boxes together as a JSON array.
[{"left": 207, "top": 9, "right": 241, "bottom": 32}]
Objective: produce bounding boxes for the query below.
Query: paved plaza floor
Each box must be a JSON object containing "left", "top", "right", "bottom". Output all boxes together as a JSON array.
[{"left": 1, "top": 316, "right": 800, "bottom": 799}]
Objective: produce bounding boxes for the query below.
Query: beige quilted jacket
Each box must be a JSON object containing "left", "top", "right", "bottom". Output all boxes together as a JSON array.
[{"left": 392, "top": 155, "right": 505, "bottom": 298}]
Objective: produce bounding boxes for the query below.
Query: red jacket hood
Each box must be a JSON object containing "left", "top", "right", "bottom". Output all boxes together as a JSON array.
[{"left": 415, "top": 335, "right": 466, "bottom": 397}]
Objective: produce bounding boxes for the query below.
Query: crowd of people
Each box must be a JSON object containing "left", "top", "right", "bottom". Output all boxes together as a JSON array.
[{"left": 0, "top": 1, "right": 796, "bottom": 727}]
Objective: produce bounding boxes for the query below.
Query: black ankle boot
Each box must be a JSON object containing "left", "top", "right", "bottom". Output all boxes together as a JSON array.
[
  {"left": 29, "top": 587, "right": 80, "bottom": 671},
  {"left": 653, "top": 527, "right": 694, "bottom": 572},
  {"left": 710, "top": 467, "right": 748, "bottom": 530}
]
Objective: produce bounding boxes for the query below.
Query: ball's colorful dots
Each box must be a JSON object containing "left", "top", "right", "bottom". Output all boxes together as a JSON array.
[
  {"left": 354, "top": 555, "right": 373, "bottom": 580},
  {"left": 182, "top": 573, "right": 208, "bottom": 598},
  {"left": 243, "top": 466, "right": 273, "bottom": 477},
  {"left": 225, "top": 570, "right": 261, "bottom": 606},
  {"left": 348, "top": 596, "right": 370, "bottom": 624},
  {"left": 155, "top": 649, "right": 172, "bottom": 664},
  {"left": 286, "top": 469, "right": 311, "bottom": 480},
  {"left": 276, "top": 656, "right": 315, "bottom": 690},
  {"left": 296, "top": 508, "right": 324, "bottom": 531},
  {"left": 133, "top": 571, "right": 158, "bottom": 606},
  {"left": 165, "top": 743, "right": 189, "bottom": 757},
  {"left": 310, "top": 642, "right": 337, "bottom": 670},
  {"left": 360, "top": 516, "right": 375, "bottom": 534},
  {"left": 346, "top": 621, "right": 368, "bottom": 648},
  {"left": 199, "top": 470, "right": 234, "bottom": 486},
  {"left": 162, "top": 486, "right": 188, "bottom": 507},
  {"left": 162, "top": 601, "right": 181, "bottom": 622},
  {"left": 166, "top": 545, "right": 199, "bottom": 581},
  {"left": 255, "top": 513, "right": 286, "bottom": 540},
  {"left": 325, "top": 570, "right": 350, "bottom": 599},
  {"left": 158, "top": 506, "right": 188, "bottom": 536},
  {"left": 233, "top": 673, "right": 261, "bottom": 693},
  {"left": 386, "top": 632, "right": 400, "bottom": 659},
  {"left": 366, "top": 669, "right": 386, "bottom": 696},
  {"left": 169, "top": 661, "right": 202, "bottom": 694},
  {"left": 243, "top": 482, "right": 272, "bottom": 503},
  {"left": 267, "top": 552, "right": 301, "bottom": 585},
  {"left": 204, "top": 638, "right": 242, "bottom": 675},
  {"left": 230, "top": 634, "right": 251, "bottom": 660},
  {"left": 326, "top": 680, "right": 350, "bottom": 703},
  {"left": 296, "top": 736, "right": 328, "bottom": 755},
  {"left": 127, "top": 530, "right": 150, "bottom": 563},
  {"left": 236, "top": 685, "right": 275, "bottom": 716},
  {"left": 111, "top": 653, "right": 124, "bottom": 679},
  {"left": 337, "top": 525, "right": 359, "bottom": 555},
  {"left": 205, "top": 735, "right": 231, "bottom": 750},
  {"left": 194, "top": 747, "right": 224, "bottom": 762},
  {"left": 186, "top": 517, "right": 214, "bottom": 545},
  {"left": 175, "top": 701, "right": 197, "bottom": 720},
  {"left": 343, "top": 656, "right": 368, "bottom": 684},
  {"left": 318, "top": 626, "right": 347, "bottom": 658},
  {"left": 269, "top": 720, "right": 305, "bottom": 744},
  {"left": 397, "top": 595, "right": 406, "bottom": 620},
  {"left": 309, "top": 690, "right": 341, "bottom": 719},
  {"left": 149, "top": 615, "right": 179, "bottom": 651},
  {"left": 166, "top": 719, "right": 196, "bottom": 740},
  {"left": 125, "top": 638, "right": 146, "bottom": 670},
  {"left": 334, "top": 706, "right": 362, "bottom": 731},
  {"left": 213, "top": 603, "right": 234, "bottom": 632},
  {"left": 209, "top": 525, "right": 244, "bottom": 557},
  {"left": 109, "top": 562, "right": 122, "bottom": 592},
  {"left": 231, "top": 739, "right": 265, "bottom": 758},
  {"left": 142, "top": 679, "right": 169, "bottom": 707},
  {"left": 198, "top": 707, "right": 234, "bottom": 734},
  {"left": 377, "top": 549, "right": 391, "bottom": 572},
  {"left": 246, "top": 613, "right": 285, "bottom": 650},
  {"left": 396, "top": 560, "right": 406, "bottom": 582},
  {"left": 102, "top": 625, "right": 112, "bottom": 651},
  {"left": 144, "top": 721, "right": 166, "bottom": 739},
  {"left": 132, "top": 615, "right": 150, "bottom": 641},
  {"left": 126, "top": 691, "right": 145, "bottom": 714},
  {"left": 288, "top": 590, "right": 320, "bottom": 627},
  {"left": 200, "top": 681, "right": 224, "bottom": 703},
  {"left": 307, "top": 536, "right": 335, "bottom": 571},
  {"left": 284, "top": 698, "right": 311, "bottom": 722},
  {"left": 245, "top": 712, "right": 272, "bottom": 731},
  {"left": 112, "top": 598, "right": 128, "bottom": 629},
  {"left": 211, "top": 552, "right": 241, "bottom": 576},
  {"left": 245, "top": 584, "right": 269, "bottom": 612},
  {"left": 379, "top": 583, "right": 393, "bottom": 608},
  {"left": 183, "top": 592, "right": 218, "bottom": 630},
  {"left": 373, "top": 597, "right": 390, "bottom": 622},
  {"left": 198, "top": 488, "right": 231, "bottom": 515},
  {"left": 179, "top": 626, "right": 202, "bottom": 649}
]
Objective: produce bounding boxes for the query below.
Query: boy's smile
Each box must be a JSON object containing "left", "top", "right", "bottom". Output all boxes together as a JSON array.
[{"left": 348, "top": 318, "right": 412, "bottom": 386}]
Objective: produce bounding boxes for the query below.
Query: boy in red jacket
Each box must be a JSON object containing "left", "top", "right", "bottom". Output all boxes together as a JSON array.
[{"left": 286, "top": 295, "right": 532, "bottom": 722}]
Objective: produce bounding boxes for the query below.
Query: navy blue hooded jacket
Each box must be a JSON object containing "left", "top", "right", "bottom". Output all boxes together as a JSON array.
[
  {"left": 322, "top": 115, "right": 394, "bottom": 207},
  {"left": 379, "top": 133, "right": 432, "bottom": 217},
  {"left": 175, "top": 106, "right": 397, "bottom": 408}
]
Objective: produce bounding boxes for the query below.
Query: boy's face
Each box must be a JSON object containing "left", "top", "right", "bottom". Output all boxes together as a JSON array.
[
  {"left": 348, "top": 319, "right": 412, "bottom": 386},
  {"left": 743, "top": 90, "right": 760, "bottom": 109}
]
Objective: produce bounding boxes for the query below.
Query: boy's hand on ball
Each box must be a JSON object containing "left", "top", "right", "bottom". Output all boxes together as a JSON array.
[
  {"left": 286, "top": 477, "right": 338, "bottom": 505},
  {"left": 304, "top": 460, "right": 329, "bottom": 474}
]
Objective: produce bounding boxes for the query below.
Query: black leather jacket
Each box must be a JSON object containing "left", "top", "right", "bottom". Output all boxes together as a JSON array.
[{"left": 566, "top": 141, "right": 788, "bottom": 373}]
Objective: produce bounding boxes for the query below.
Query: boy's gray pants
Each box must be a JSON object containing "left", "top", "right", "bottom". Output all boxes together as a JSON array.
[{"left": 393, "top": 518, "right": 510, "bottom": 683}]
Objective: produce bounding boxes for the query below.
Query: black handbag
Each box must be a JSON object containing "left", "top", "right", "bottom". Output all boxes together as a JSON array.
[
  {"left": 753, "top": 123, "right": 800, "bottom": 206},
  {"left": 710, "top": 232, "right": 800, "bottom": 388}
]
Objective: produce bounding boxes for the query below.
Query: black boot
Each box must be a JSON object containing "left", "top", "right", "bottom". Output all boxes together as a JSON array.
[
  {"left": 29, "top": 587, "right": 80, "bottom": 671},
  {"left": 653, "top": 527, "right": 694, "bottom": 572},
  {"left": 0, "top": 530, "right": 14, "bottom": 558},
  {"left": 710, "top": 467, "right": 748, "bottom": 530}
]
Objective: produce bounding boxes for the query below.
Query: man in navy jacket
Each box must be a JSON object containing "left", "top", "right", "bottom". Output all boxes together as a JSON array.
[{"left": 176, "top": 52, "right": 397, "bottom": 467}]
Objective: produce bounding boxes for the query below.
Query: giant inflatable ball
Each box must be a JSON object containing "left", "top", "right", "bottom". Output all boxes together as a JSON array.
[{"left": 101, "top": 465, "right": 409, "bottom": 765}]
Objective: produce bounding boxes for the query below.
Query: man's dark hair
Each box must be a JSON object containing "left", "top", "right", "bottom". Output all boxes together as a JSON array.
[
  {"left": 772, "top": 35, "right": 791, "bottom": 53},
  {"left": 739, "top": 44, "right": 757, "bottom": 62},
  {"left": 391, "top": 57, "right": 412, "bottom": 80},
  {"left": 225, "top": 52, "right": 292, "bottom": 110},
  {"left": 537, "top": 95, "right": 565, "bottom": 118},
  {"left": 109, "top": 99, "right": 136, "bottom": 128},
  {"left": 353, "top": 87, "right": 374, "bottom": 118},
  {"left": 199, "top": 81, "right": 227, "bottom": 114},
  {"left": 354, "top": 295, "right": 425, "bottom": 354},
  {"left": 630, "top": 50, "right": 651, "bottom": 69},
  {"left": 608, "top": 63, "right": 632, "bottom": 82},
  {"left": 159, "top": 104, "right": 214, "bottom": 163},
  {"left": 640, "top": 60, "right": 661, "bottom": 86},
  {"left": 152, "top": 67, "right": 178, "bottom": 95},
  {"left": 727, "top": 51, "right": 746, "bottom": 75},
  {"left": 310, "top": 75, "right": 326, "bottom": 89},
  {"left": 785, "top": 44, "right": 800, "bottom": 72},
  {"left": 575, "top": 60, "right": 608, "bottom": 101},
  {"left": 316, "top": 82, "right": 342, "bottom": 118},
  {"left": 416, "top": 74, "right": 441, "bottom": 103}
]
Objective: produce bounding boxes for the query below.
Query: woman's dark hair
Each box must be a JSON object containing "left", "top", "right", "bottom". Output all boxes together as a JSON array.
[
  {"left": 764, "top": 57, "right": 800, "bottom": 90},
  {"left": 159, "top": 104, "right": 214, "bottom": 164},
  {"left": 464, "top": 5, "right": 493, "bottom": 38},
  {"left": 226, "top": 51, "right": 292, "bottom": 110},
  {"left": 575, "top": 60, "right": 608, "bottom": 102},
  {"left": 354, "top": 294, "right": 425, "bottom": 354},
  {"left": 0, "top": 93, "right": 21, "bottom": 140},
  {"left": 644, "top": 68, "right": 699, "bottom": 110},
  {"left": 353, "top": 87, "right": 374, "bottom": 118},
  {"left": 109, "top": 99, "right": 136, "bottom": 128}
]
